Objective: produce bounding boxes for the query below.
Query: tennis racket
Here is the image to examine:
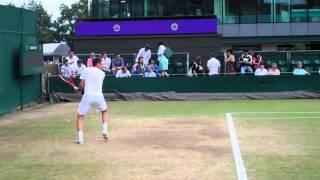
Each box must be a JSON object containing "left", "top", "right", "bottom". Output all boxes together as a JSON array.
[{"left": 58, "top": 67, "right": 79, "bottom": 91}]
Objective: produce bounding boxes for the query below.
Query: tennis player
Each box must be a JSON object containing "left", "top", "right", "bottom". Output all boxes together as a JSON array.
[{"left": 75, "top": 58, "right": 109, "bottom": 144}]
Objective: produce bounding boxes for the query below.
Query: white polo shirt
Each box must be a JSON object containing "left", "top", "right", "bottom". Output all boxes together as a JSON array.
[
  {"left": 80, "top": 67, "right": 105, "bottom": 96},
  {"left": 65, "top": 55, "right": 79, "bottom": 65},
  {"left": 207, "top": 57, "right": 221, "bottom": 75},
  {"left": 116, "top": 70, "right": 131, "bottom": 78},
  {"left": 255, "top": 68, "right": 269, "bottom": 76},
  {"left": 136, "top": 48, "right": 151, "bottom": 65}
]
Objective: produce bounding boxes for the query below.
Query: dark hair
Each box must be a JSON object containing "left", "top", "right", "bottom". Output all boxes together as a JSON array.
[
  {"left": 93, "top": 58, "right": 102, "bottom": 67},
  {"left": 77, "top": 59, "right": 83, "bottom": 64},
  {"left": 210, "top": 53, "right": 215, "bottom": 58},
  {"left": 158, "top": 41, "right": 164, "bottom": 46},
  {"left": 68, "top": 50, "right": 74, "bottom": 54},
  {"left": 227, "top": 49, "right": 233, "bottom": 54},
  {"left": 145, "top": 44, "right": 150, "bottom": 49},
  {"left": 115, "top": 52, "right": 120, "bottom": 56},
  {"left": 244, "top": 49, "right": 249, "bottom": 53},
  {"left": 195, "top": 56, "right": 202, "bottom": 64},
  {"left": 138, "top": 57, "right": 144, "bottom": 61},
  {"left": 101, "top": 52, "right": 107, "bottom": 56}
]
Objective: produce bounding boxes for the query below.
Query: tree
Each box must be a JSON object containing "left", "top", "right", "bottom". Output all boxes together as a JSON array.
[
  {"left": 54, "top": 0, "right": 88, "bottom": 45},
  {"left": 26, "top": 0, "right": 56, "bottom": 44}
]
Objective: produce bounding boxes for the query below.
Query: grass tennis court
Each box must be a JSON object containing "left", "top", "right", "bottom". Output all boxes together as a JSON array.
[{"left": 0, "top": 100, "right": 320, "bottom": 179}]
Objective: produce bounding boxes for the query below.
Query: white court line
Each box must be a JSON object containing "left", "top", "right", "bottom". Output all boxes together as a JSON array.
[
  {"left": 234, "top": 117, "right": 320, "bottom": 120},
  {"left": 226, "top": 113, "right": 248, "bottom": 180},
  {"left": 232, "top": 112, "right": 320, "bottom": 114}
]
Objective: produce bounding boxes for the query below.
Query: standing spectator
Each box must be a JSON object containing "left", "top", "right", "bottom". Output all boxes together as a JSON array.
[
  {"left": 144, "top": 65, "right": 157, "bottom": 78},
  {"left": 60, "top": 59, "right": 73, "bottom": 77},
  {"left": 149, "top": 59, "right": 160, "bottom": 76},
  {"left": 65, "top": 51, "right": 79, "bottom": 65},
  {"left": 135, "top": 44, "right": 151, "bottom": 66},
  {"left": 157, "top": 41, "right": 169, "bottom": 77},
  {"left": 100, "top": 52, "right": 111, "bottom": 73},
  {"left": 225, "top": 50, "right": 236, "bottom": 74},
  {"left": 254, "top": 63, "right": 268, "bottom": 76},
  {"left": 239, "top": 50, "right": 253, "bottom": 74},
  {"left": 207, "top": 53, "right": 221, "bottom": 76},
  {"left": 252, "top": 53, "right": 263, "bottom": 70},
  {"left": 293, "top": 61, "right": 310, "bottom": 76},
  {"left": 191, "top": 56, "right": 205, "bottom": 77},
  {"left": 72, "top": 60, "right": 87, "bottom": 76},
  {"left": 131, "top": 64, "right": 144, "bottom": 77},
  {"left": 132, "top": 57, "right": 145, "bottom": 73},
  {"left": 269, "top": 63, "right": 281, "bottom": 76},
  {"left": 112, "top": 53, "right": 125, "bottom": 74},
  {"left": 116, "top": 66, "right": 131, "bottom": 78},
  {"left": 87, "top": 52, "right": 95, "bottom": 67}
]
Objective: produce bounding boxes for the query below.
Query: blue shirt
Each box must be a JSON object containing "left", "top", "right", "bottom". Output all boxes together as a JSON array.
[{"left": 293, "top": 68, "right": 309, "bottom": 76}]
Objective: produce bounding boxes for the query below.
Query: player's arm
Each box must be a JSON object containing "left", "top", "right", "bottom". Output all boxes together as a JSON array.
[{"left": 77, "top": 80, "right": 85, "bottom": 94}]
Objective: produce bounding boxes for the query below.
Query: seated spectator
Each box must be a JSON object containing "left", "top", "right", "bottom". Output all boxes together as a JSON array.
[
  {"left": 60, "top": 59, "right": 73, "bottom": 77},
  {"left": 65, "top": 51, "right": 79, "bottom": 65},
  {"left": 135, "top": 44, "right": 151, "bottom": 66},
  {"left": 149, "top": 59, "right": 160, "bottom": 76},
  {"left": 116, "top": 66, "right": 131, "bottom": 78},
  {"left": 268, "top": 63, "right": 281, "bottom": 76},
  {"left": 239, "top": 50, "right": 253, "bottom": 74},
  {"left": 207, "top": 53, "right": 221, "bottom": 76},
  {"left": 101, "top": 52, "right": 111, "bottom": 73},
  {"left": 72, "top": 60, "right": 86, "bottom": 76},
  {"left": 144, "top": 65, "right": 157, "bottom": 78},
  {"left": 112, "top": 52, "right": 124, "bottom": 74},
  {"left": 131, "top": 64, "right": 144, "bottom": 77},
  {"left": 191, "top": 56, "right": 205, "bottom": 77},
  {"left": 254, "top": 63, "right": 268, "bottom": 76},
  {"left": 132, "top": 57, "right": 145, "bottom": 73},
  {"left": 293, "top": 61, "right": 310, "bottom": 76},
  {"left": 87, "top": 52, "right": 95, "bottom": 67},
  {"left": 252, "top": 53, "right": 263, "bottom": 70}
]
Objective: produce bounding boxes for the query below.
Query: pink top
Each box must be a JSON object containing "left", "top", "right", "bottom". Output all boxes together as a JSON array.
[
  {"left": 87, "top": 58, "right": 93, "bottom": 67},
  {"left": 269, "top": 69, "right": 280, "bottom": 76}
]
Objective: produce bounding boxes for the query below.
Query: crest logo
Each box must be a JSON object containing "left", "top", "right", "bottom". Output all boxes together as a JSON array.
[
  {"left": 171, "top": 23, "right": 179, "bottom": 31},
  {"left": 113, "top": 24, "right": 121, "bottom": 32}
]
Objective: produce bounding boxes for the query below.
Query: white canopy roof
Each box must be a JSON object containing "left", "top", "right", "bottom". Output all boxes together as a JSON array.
[{"left": 43, "top": 43, "right": 70, "bottom": 56}]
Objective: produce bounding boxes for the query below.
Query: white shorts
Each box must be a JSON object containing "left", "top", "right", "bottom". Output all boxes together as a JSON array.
[{"left": 77, "top": 94, "right": 107, "bottom": 115}]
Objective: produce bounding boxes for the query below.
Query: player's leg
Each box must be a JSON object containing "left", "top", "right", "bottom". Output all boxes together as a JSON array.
[
  {"left": 101, "top": 110, "right": 109, "bottom": 140},
  {"left": 76, "top": 114, "right": 85, "bottom": 144},
  {"left": 94, "top": 95, "right": 109, "bottom": 140},
  {"left": 76, "top": 96, "right": 90, "bottom": 144}
]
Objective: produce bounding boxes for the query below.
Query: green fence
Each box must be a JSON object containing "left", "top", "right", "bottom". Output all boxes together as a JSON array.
[
  {"left": 48, "top": 75, "right": 320, "bottom": 94},
  {"left": 0, "top": 5, "right": 40, "bottom": 116}
]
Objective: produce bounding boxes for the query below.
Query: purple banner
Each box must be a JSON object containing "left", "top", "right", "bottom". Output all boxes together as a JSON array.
[{"left": 76, "top": 19, "right": 217, "bottom": 36}]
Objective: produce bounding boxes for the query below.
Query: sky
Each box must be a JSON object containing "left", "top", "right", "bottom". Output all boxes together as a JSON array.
[{"left": 0, "top": 0, "right": 80, "bottom": 19}]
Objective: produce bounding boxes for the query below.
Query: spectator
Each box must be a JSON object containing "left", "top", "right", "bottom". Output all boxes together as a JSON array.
[
  {"left": 87, "top": 52, "right": 95, "bottom": 67},
  {"left": 207, "top": 53, "right": 221, "bottom": 76},
  {"left": 293, "top": 61, "right": 310, "bottom": 76},
  {"left": 252, "top": 53, "right": 263, "bottom": 70},
  {"left": 100, "top": 52, "right": 111, "bottom": 73},
  {"left": 149, "top": 59, "right": 160, "bottom": 76},
  {"left": 191, "top": 56, "right": 205, "bottom": 77},
  {"left": 60, "top": 59, "right": 73, "bottom": 77},
  {"left": 112, "top": 52, "right": 125, "bottom": 74},
  {"left": 254, "top": 63, "right": 268, "bottom": 76},
  {"left": 225, "top": 49, "right": 236, "bottom": 74},
  {"left": 72, "top": 60, "right": 86, "bottom": 76},
  {"left": 268, "top": 63, "right": 281, "bottom": 76},
  {"left": 239, "top": 50, "right": 253, "bottom": 74},
  {"left": 132, "top": 57, "right": 145, "bottom": 73},
  {"left": 131, "top": 64, "right": 144, "bottom": 77},
  {"left": 144, "top": 65, "right": 157, "bottom": 78},
  {"left": 116, "top": 66, "right": 131, "bottom": 78},
  {"left": 157, "top": 41, "right": 169, "bottom": 77},
  {"left": 135, "top": 44, "right": 151, "bottom": 66},
  {"left": 65, "top": 51, "right": 79, "bottom": 65}
]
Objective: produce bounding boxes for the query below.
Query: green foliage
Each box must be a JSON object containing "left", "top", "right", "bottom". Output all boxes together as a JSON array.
[
  {"left": 54, "top": 0, "right": 88, "bottom": 44},
  {"left": 24, "top": 0, "right": 88, "bottom": 44},
  {"left": 26, "top": 0, "right": 55, "bottom": 44}
]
